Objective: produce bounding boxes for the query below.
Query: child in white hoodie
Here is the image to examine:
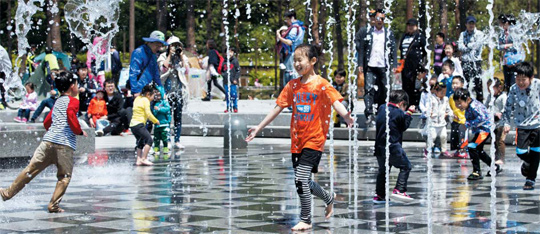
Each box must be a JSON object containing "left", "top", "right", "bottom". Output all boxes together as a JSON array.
[{"left": 425, "top": 81, "right": 453, "bottom": 157}]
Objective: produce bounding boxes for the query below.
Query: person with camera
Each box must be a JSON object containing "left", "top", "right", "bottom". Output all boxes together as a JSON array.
[{"left": 157, "top": 36, "right": 190, "bottom": 150}]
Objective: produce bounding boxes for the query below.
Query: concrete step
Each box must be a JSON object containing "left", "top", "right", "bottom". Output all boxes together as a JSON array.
[
  {"left": 179, "top": 124, "right": 517, "bottom": 145},
  {"left": 0, "top": 122, "right": 95, "bottom": 158}
]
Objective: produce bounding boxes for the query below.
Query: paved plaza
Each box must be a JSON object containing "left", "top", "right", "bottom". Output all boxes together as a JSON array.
[{"left": 0, "top": 136, "right": 538, "bottom": 233}]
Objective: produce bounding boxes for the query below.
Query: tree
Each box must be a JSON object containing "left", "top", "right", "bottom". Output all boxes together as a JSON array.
[
  {"left": 129, "top": 0, "right": 135, "bottom": 53},
  {"left": 458, "top": 0, "right": 468, "bottom": 32},
  {"left": 319, "top": 0, "right": 327, "bottom": 78},
  {"left": 440, "top": 0, "right": 448, "bottom": 35},
  {"left": 7, "top": 1, "right": 12, "bottom": 55},
  {"left": 406, "top": 0, "right": 414, "bottom": 20},
  {"left": 156, "top": 0, "right": 167, "bottom": 34},
  {"left": 206, "top": 0, "right": 212, "bottom": 40},
  {"left": 186, "top": 0, "right": 196, "bottom": 52},
  {"left": 333, "top": 0, "right": 345, "bottom": 70},
  {"left": 45, "top": 0, "right": 62, "bottom": 51}
]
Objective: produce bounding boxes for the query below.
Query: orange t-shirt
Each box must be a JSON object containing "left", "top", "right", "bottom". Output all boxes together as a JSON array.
[
  {"left": 276, "top": 76, "right": 343, "bottom": 153},
  {"left": 87, "top": 97, "right": 108, "bottom": 123}
]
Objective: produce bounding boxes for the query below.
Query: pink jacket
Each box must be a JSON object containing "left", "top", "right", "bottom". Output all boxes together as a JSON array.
[{"left": 20, "top": 92, "right": 38, "bottom": 110}]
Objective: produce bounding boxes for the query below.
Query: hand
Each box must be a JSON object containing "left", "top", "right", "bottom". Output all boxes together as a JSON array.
[
  {"left": 133, "top": 93, "right": 139, "bottom": 97},
  {"left": 156, "top": 121, "right": 160, "bottom": 125},
  {"left": 504, "top": 125, "right": 510, "bottom": 134},
  {"left": 343, "top": 112, "right": 354, "bottom": 128},
  {"left": 233, "top": 80, "right": 238, "bottom": 85},
  {"left": 82, "top": 131, "right": 88, "bottom": 137},
  {"left": 454, "top": 116, "right": 459, "bottom": 121},
  {"left": 495, "top": 113, "right": 502, "bottom": 119},
  {"left": 50, "top": 90, "right": 57, "bottom": 96},
  {"left": 407, "top": 105, "right": 416, "bottom": 113},
  {"left": 276, "top": 30, "right": 281, "bottom": 39},
  {"left": 357, "top": 66, "right": 363, "bottom": 74},
  {"left": 392, "top": 68, "right": 396, "bottom": 73},
  {"left": 246, "top": 126, "right": 260, "bottom": 142},
  {"left": 100, "top": 116, "right": 107, "bottom": 120},
  {"left": 154, "top": 106, "right": 159, "bottom": 110},
  {"left": 90, "top": 121, "right": 96, "bottom": 128},
  {"left": 79, "top": 87, "right": 85, "bottom": 92}
]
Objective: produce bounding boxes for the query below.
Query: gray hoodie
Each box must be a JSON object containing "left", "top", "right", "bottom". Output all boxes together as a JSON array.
[{"left": 502, "top": 79, "right": 540, "bottom": 129}]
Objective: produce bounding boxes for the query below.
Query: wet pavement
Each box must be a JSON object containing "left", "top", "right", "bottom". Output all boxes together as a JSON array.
[{"left": 0, "top": 137, "right": 538, "bottom": 233}]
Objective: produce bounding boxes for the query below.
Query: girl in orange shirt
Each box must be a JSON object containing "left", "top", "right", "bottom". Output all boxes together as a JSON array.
[
  {"left": 246, "top": 44, "right": 353, "bottom": 231},
  {"left": 87, "top": 90, "right": 108, "bottom": 129}
]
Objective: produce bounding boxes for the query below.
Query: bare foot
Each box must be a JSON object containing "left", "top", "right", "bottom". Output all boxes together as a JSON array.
[
  {"left": 325, "top": 193, "right": 336, "bottom": 219},
  {"left": 495, "top": 160, "right": 504, "bottom": 165},
  {"left": 291, "top": 221, "right": 312, "bottom": 231},
  {"left": 136, "top": 159, "right": 143, "bottom": 166},
  {"left": 141, "top": 159, "right": 154, "bottom": 166}
]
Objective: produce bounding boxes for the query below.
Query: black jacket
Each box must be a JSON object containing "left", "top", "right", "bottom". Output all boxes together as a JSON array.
[
  {"left": 355, "top": 26, "right": 398, "bottom": 70},
  {"left": 374, "top": 103, "right": 412, "bottom": 156},
  {"left": 222, "top": 56, "right": 240, "bottom": 85},
  {"left": 106, "top": 92, "right": 125, "bottom": 120},
  {"left": 399, "top": 31, "right": 427, "bottom": 80}
]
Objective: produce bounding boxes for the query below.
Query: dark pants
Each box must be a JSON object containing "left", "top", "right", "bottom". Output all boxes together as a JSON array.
[
  {"left": 463, "top": 61, "right": 483, "bottom": 102},
  {"left": 0, "top": 79, "right": 6, "bottom": 106},
  {"left": 103, "top": 108, "right": 132, "bottom": 135},
  {"left": 516, "top": 128, "right": 540, "bottom": 181},
  {"left": 434, "top": 66, "right": 442, "bottom": 77},
  {"left": 32, "top": 98, "right": 56, "bottom": 121},
  {"left": 171, "top": 99, "right": 183, "bottom": 143},
  {"left": 18, "top": 109, "right": 31, "bottom": 119},
  {"left": 112, "top": 71, "right": 121, "bottom": 89},
  {"left": 364, "top": 67, "right": 388, "bottom": 119},
  {"left": 131, "top": 123, "right": 153, "bottom": 149},
  {"left": 503, "top": 65, "right": 516, "bottom": 91},
  {"left": 206, "top": 76, "right": 226, "bottom": 97},
  {"left": 375, "top": 143, "right": 411, "bottom": 197},
  {"left": 402, "top": 66, "right": 420, "bottom": 107},
  {"left": 468, "top": 132, "right": 492, "bottom": 173},
  {"left": 450, "top": 122, "right": 466, "bottom": 150}
]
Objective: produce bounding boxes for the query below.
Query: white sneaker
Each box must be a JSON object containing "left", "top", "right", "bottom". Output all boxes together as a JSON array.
[
  {"left": 95, "top": 130, "right": 104, "bottom": 137},
  {"left": 175, "top": 143, "right": 185, "bottom": 150}
]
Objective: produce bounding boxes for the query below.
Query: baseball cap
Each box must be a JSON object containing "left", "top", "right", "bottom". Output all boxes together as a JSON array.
[
  {"left": 143, "top": 31, "right": 168, "bottom": 46},
  {"left": 466, "top": 15, "right": 477, "bottom": 23},
  {"left": 406, "top": 18, "right": 418, "bottom": 26}
]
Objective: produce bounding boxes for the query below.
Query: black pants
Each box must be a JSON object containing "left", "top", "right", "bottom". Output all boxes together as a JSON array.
[
  {"left": 131, "top": 123, "right": 153, "bottom": 149},
  {"left": 516, "top": 128, "right": 540, "bottom": 181},
  {"left": 434, "top": 66, "right": 442, "bottom": 77},
  {"left": 401, "top": 66, "right": 420, "bottom": 107},
  {"left": 103, "top": 108, "right": 132, "bottom": 135},
  {"left": 463, "top": 61, "right": 483, "bottom": 102},
  {"left": 364, "top": 67, "right": 388, "bottom": 119},
  {"left": 171, "top": 98, "right": 184, "bottom": 143},
  {"left": 450, "top": 122, "right": 466, "bottom": 150},
  {"left": 0, "top": 79, "right": 6, "bottom": 106},
  {"left": 112, "top": 71, "right": 121, "bottom": 90},
  {"left": 468, "top": 132, "right": 492, "bottom": 173},
  {"left": 503, "top": 65, "right": 516, "bottom": 92},
  {"left": 375, "top": 143, "right": 411, "bottom": 197},
  {"left": 207, "top": 76, "right": 226, "bottom": 97}
]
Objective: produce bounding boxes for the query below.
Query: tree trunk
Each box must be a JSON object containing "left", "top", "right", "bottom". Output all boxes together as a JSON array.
[
  {"left": 220, "top": 3, "right": 226, "bottom": 52},
  {"left": 333, "top": 0, "right": 345, "bottom": 70},
  {"left": 311, "top": 0, "right": 320, "bottom": 46},
  {"left": 7, "top": 1, "right": 12, "bottom": 55},
  {"left": 129, "top": 0, "right": 135, "bottom": 54},
  {"left": 186, "top": 0, "right": 196, "bottom": 52},
  {"left": 234, "top": 0, "right": 239, "bottom": 51},
  {"left": 537, "top": 0, "right": 540, "bottom": 77},
  {"left": 319, "top": 0, "right": 327, "bottom": 78},
  {"left": 406, "top": 0, "right": 414, "bottom": 20},
  {"left": 357, "top": 0, "right": 367, "bottom": 29},
  {"left": 458, "top": 0, "right": 467, "bottom": 32},
  {"left": 375, "top": 0, "right": 384, "bottom": 9},
  {"left": 206, "top": 0, "right": 212, "bottom": 41},
  {"left": 49, "top": 0, "right": 62, "bottom": 51},
  {"left": 156, "top": 0, "right": 168, "bottom": 34},
  {"left": 439, "top": 0, "right": 448, "bottom": 35}
]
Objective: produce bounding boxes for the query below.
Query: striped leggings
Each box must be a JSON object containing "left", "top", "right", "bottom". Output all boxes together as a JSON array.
[{"left": 295, "top": 164, "right": 334, "bottom": 224}]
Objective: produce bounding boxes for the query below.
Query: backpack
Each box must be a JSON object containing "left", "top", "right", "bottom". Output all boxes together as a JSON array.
[{"left": 214, "top": 50, "right": 225, "bottom": 74}]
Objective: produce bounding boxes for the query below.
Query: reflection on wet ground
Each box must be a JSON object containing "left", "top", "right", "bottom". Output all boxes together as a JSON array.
[{"left": 0, "top": 142, "right": 538, "bottom": 233}]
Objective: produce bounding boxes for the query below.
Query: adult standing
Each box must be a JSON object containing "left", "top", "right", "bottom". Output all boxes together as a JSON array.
[
  {"left": 433, "top": 32, "right": 446, "bottom": 77},
  {"left": 276, "top": 11, "right": 305, "bottom": 87},
  {"left": 399, "top": 18, "right": 427, "bottom": 107},
  {"left": 497, "top": 14, "right": 518, "bottom": 91},
  {"left": 356, "top": 9, "right": 397, "bottom": 125},
  {"left": 129, "top": 30, "right": 167, "bottom": 97},
  {"left": 110, "top": 46, "right": 122, "bottom": 89},
  {"left": 458, "top": 15, "right": 485, "bottom": 102},
  {"left": 201, "top": 39, "right": 226, "bottom": 101},
  {"left": 158, "top": 36, "right": 190, "bottom": 150}
]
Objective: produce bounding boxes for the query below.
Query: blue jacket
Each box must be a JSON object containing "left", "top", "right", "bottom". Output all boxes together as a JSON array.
[
  {"left": 465, "top": 99, "right": 491, "bottom": 134},
  {"left": 151, "top": 87, "right": 171, "bottom": 127},
  {"left": 374, "top": 103, "right": 412, "bottom": 156},
  {"left": 129, "top": 44, "right": 162, "bottom": 94}
]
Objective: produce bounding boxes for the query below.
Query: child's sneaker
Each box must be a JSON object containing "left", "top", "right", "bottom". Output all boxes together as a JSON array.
[
  {"left": 441, "top": 151, "right": 452, "bottom": 157},
  {"left": 163, "top": 147, "right": 170, "bottom": 154},
  {"left": 95, "top": 130, "right": 104, "bottom": 137},
  {"left": 0, "top": 103, "right": 4, "bottom": 110},
  {"left": 233, "top": 109, "right": 238, "bottom": 113},
  {"left": 467, "top": 171, "right": 483, "bottom": 180},
  {"left": 21, "top": 118, "right": 27, "bottom": 123},
  {"left": 423, "top": 149, "right": 428, "bottom": 157},
  {"left": 521, "top": 162, "right": 530, "bottom": 177},
  {"left": 175, "top": 143, "right": 185, "bottom": 150},
  {"left": 523, "top": 179, "right": 535, "bottom": 190},
  {"left": 372, "top": 194, "right": 387, "bottom": 204},
  {"left": 152, "top": 147, "right": 160, "bottom": 156},
  {"left": 390, "top": 189, "right": 414, "bottom": 203},
  {"left": 486, "top": 165, "right": 503, "bottom": 176},
  {"left": 14, "top": 117, "right": 22, "bottom": 123},
  {"left": 433, "top": 147, "right": 441, "bottom": 154}
]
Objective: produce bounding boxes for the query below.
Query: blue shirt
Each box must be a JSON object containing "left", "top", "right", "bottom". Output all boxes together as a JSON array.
[
  {"left": 129, "top": 44, "right": 163, "bottom": 94},
  {"left": 465, "top": 99, "right": 491, "bottom": 134}
]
